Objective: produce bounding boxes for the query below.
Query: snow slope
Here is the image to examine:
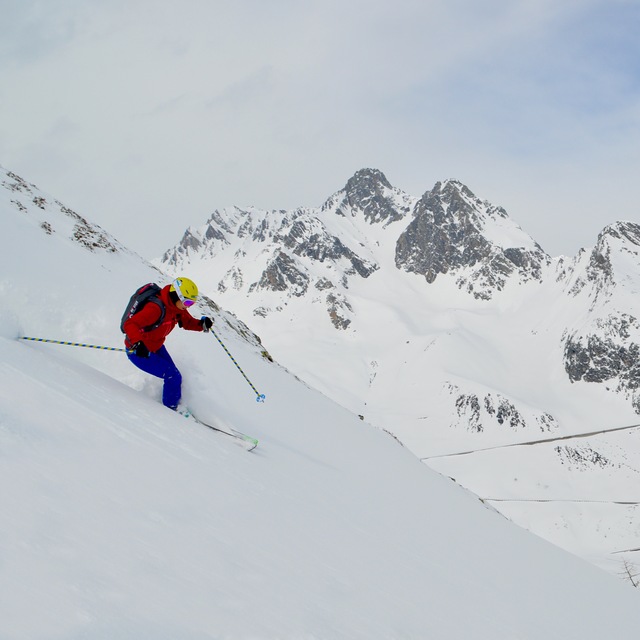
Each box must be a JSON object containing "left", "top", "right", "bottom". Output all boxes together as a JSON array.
[{"left": 2, "top": 165, "right": 640, "bottom": 638}]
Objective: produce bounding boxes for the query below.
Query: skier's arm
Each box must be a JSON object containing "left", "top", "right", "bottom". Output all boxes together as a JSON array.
[{"left": 178, "top": 310, "right": 208, "bottom": 332}]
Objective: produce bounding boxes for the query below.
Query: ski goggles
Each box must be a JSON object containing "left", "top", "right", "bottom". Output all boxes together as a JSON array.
[{"left": 175, "top": 288, "right": 197, "bottom": 307}]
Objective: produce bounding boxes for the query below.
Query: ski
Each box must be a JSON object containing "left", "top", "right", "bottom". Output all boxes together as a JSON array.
[
  {"left": 180, "top": 410, "right": 258, "bottom": 451},
  {"left": 197, "top": 418, "right": 259, "bottom": 451}
]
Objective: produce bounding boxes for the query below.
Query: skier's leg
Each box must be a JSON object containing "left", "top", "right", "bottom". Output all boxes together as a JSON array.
[
  {"left": 153, "top": 346, "right": 183, "bottom": 409},
  {"left": 127, "top": 345, "right": 183, "bottom": 409}
]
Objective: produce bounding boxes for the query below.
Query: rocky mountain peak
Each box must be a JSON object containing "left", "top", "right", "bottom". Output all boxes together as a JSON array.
[
  {"left": 395, "top": 179, "right": 549, "bottom": 299},
  {"left": 323, "top": 168, "right": 413, "bottom": 225},
  {"left": 581, "top": 221, "right": 640, "bottom": 299},
  {"left": 431, "top": 178, "right": 476, "bottom": 199},
  {"left": 421, "top": 179, "right": 508, "bottom": 221},
  {"left": 161, "top": 170, "right": 557, "bottom": 304},
  {"left": 344, "top": 168, "right": 392, "bottom": 194},
  {"left": 595, "top": 221, "right": 640, "bottom": 249},
  {"left": 558, "top": 221, "right": 640, "bottom": 411}
]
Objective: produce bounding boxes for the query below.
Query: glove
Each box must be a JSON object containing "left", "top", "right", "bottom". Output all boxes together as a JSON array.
[
  {"left": 131, "top": 341, "right": 150, "bottom": 358},
  {"left": 201, "top": 316, "right": 213, "bottom": 332}
]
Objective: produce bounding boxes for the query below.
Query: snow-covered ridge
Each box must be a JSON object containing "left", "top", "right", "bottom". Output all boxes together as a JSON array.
[
  {"left": 2, "top": 166, "right": 129, "bottom": 256},
  {"left": 161, "top": 169, "right": 548, "bottom": 307}
]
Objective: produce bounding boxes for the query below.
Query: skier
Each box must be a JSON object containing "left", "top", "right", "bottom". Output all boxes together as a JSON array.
[{"left": 123, "top": 277, "right": 213, "bottom": 411}]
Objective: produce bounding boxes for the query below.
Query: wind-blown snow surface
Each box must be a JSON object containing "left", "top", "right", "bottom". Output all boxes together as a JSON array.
[{"left": 2, "top": 166, "right": 640, "bottom": 638}]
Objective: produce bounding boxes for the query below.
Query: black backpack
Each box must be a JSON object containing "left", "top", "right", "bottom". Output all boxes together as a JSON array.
[{"left": 120, "top": 283, "right": 166, "bottom": 333}]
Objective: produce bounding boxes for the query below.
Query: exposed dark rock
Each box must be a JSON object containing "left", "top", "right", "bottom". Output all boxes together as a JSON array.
[
  {"left": 334, "top": 168, "right": 408, "bottom": 225},
  {"left": 315, "top": 278, "right": 334, "bottom": 290},
  {"left": 555, "top": 445, "right": 614, "bottom": 470},
  {"left": 395, "top": 180, "right": 549, "bottom": 298},
  {"left": 252, "top": 251, "right": 309, "bottom": 297},
  {"left": 564, "top": 315, "right": 640, "bottom": 396},
  {"left": 451, "top": 385, "right": 558, "bottom": 434},
  {"left": 326, "top": 293, "right": 353, "bottom": 329}
]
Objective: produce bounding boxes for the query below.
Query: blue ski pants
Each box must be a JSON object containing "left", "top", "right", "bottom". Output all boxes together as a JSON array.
[{"left": 127, "top": 345, "right": 182, "bottom": 409}]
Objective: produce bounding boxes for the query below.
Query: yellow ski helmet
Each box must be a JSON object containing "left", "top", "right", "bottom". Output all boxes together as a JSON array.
[{"left": 170, "top": 277, "right": 198, "bottom": 307}]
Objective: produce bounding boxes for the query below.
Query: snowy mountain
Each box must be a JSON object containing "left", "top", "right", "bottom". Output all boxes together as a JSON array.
[
  {"left": 395, "top": 178, "right": 549, "bottom": 298},
  {"left": 159, "top": 168, "right": 640, "bottom": 576},
  {"left": 4, "top": 165, "right": 640, "bottom": 637},
  {"left": 561, "top": 222, "right": 640, "bottom": 408}
]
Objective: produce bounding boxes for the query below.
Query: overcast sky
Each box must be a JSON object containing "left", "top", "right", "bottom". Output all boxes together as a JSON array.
[{"left": 2, "top": 0, "right": 639, "bottom": 259}]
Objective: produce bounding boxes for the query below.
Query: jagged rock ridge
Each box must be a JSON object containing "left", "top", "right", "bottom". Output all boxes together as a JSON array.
[
  {"left": 162, "top": 170, "right": 554, "bottom": 328},
  {"left": 395, "top": 180, "right": 550, "bottom": 299},
  {"left": 161, "top": 169, "right": 415, "bottom": 327}
]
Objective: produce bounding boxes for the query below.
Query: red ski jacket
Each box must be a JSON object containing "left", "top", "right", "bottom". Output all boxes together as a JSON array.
[{"left": 123, "top": 284, "right": 203, "bottom": 353}]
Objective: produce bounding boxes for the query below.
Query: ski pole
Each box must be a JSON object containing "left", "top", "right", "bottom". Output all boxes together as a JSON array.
[
  {"left": 19, "top": 336, "right": 127, "bottom": 352},
  {"left": 209, "top": 328, "right": 266, "bottom": 402}
]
